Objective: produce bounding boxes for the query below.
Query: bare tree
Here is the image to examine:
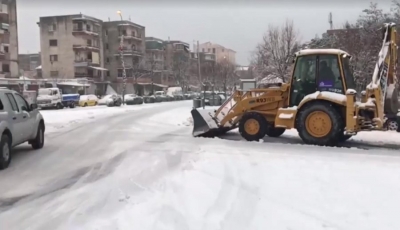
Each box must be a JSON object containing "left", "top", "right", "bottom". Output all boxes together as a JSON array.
[
  {"left": 171, "top": 53, "right": 190, "bottom": 92},
  {"left": 215, "top": 59, "right": 236, "bottom": 93},
  {"left": 130, "top": 57, "right": 147, "bottom": 95},
  {"left": 251, "top": 19, "right": 300, "bottom": 83}
]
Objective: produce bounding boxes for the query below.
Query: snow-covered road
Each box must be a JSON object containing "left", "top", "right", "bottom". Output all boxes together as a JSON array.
[{"left": 1, "top": 101, "right": 400, "bottom": 230}]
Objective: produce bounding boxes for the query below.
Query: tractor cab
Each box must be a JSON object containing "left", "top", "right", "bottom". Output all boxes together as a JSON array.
[{"left": 289, "top": 49, "right": 356, "bottom": 107}]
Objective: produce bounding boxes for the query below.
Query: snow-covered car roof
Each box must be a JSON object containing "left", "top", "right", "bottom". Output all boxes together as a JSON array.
[{"left": 296, "top": 48, "right": 350, "bottom": 57}]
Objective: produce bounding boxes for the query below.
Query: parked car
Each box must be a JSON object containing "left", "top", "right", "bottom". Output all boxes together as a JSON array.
[
  {"left": 166, "top": 94, "right": 175, "bottom": 101},
  {"left": 143, "top": 95, "right": 156, "bottom": 103},
  {"left": 107, "top": 95, "right": 122, "bottom": 107},
  {"left": 79, "top": 94, "right": 99, "bottom": 107},
  {"left": 154, "top": 91, "right": 167, "bottom": 102},
  {"left": 173, "top": 93, "right": 184, "bottom": 101},
  {"left": 98, "top": 94, "right": 115, "bottom": 106},
  {"left": 0, "top": 88, "right": 45, "bottom": 170},
  {"left": 125, "top": 94, "right": 144, "bottom": 105}
]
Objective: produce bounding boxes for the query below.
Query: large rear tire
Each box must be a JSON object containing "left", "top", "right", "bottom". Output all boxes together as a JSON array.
[
  {"left": 296, "top": 102, "right": 343, "bottom": 146},
  {"left": 239, "top": 112, "right": 267, "bottom": 141}
]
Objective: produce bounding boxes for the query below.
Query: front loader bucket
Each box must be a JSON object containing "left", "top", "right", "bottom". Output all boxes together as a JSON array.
[{"left": 191, "top": 108, "right": 229, "bottom": 138}]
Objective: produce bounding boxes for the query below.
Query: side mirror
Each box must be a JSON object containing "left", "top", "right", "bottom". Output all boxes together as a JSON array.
[{"left": 30, "top": 103, "right": 38, "bottom": 110}]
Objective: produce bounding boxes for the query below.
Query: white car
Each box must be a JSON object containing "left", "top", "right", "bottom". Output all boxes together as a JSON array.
[
  {"left": 97, "top": 94, "right": 115, "bottom": 105},
  {"left": 0, "top": 89, "right": 45, "bottom": 170}
]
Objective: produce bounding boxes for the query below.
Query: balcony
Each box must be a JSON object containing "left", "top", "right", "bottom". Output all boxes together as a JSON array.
[
  {"left": 74, "top": 58, "right": 97, "bottom": 67},
  {"left": 72, "top": 44, "right": 100, "bottom": 51},
  {"left": 114, "top": 47, "right": 143, "bottom": 56},
  {"left": 118, "top": 33, "right": 142, "bottom": 41},
  {"left": 72, "top": 27, "right": 99, "bottom": 36}
]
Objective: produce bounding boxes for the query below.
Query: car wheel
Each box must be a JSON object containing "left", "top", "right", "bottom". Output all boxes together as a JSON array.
[
  {"left": 57, "top": 103, "right": 63, "bottom": 109},
  {"left": 83, "top": 103, "right": 88, "bottom": 107},
  {"left": 31, "top": 123, "right": 45, "bottom": 150},
  {"left": 0, "top": 134, "right": 11, "bottom": 170}
]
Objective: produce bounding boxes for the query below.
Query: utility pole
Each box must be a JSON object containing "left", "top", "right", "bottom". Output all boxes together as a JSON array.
[
  {"left": 197, "top": 40, "right": 205, "bottom": 109},
  {"left": 117, "top": 10, "right": 127, "bottom": 105}
]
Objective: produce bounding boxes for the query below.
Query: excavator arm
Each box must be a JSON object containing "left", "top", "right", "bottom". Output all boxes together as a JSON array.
[{"left": 364, "top": 23, "right": 399, "bottom": 120}]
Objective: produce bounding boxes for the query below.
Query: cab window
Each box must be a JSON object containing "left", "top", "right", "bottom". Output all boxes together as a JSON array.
[
  {"left": 318, "top": 55, "right": 344, "bottom": 94},
  {"left": 290, "top": 55, "right": 317, "bottom": 106},
  {"left": 341, "top": 57, "right": 356, "bottom": 90}
]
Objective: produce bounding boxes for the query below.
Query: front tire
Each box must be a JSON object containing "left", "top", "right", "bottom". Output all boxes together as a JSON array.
[
  {"left": 296, "top": 102, "right": 343, "bottom": 146},
  {"left": 56, "top": 103, "right": 63, "bottom": 110},
  {"left": 239, "top": 112, "right": 267, "bottom": 141},
  {"left": 0, "top": 135, "right": 11, "bottom": 170},
  {"left": 31, "top": 123, "right": 45, "bottom": 150}
]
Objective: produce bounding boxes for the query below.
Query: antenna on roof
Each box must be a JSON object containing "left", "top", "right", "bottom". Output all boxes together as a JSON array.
[
  {"left": 129, "top": 15, "right": 131, "bottom": 21},
  {"left": 108, "top": 17, "right": 110, "bottom": 21},
  {"left": 328, "top": 12, "right": 333, "bottom": 30},
  {"left": 168, "top": 36, "right": 170, "bottom": 41}
]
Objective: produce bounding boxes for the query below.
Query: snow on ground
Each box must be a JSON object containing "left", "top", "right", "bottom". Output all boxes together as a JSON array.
[
  {"left": 2, "top": 103, "right": 400, "bottom": 230},
  {"left": 41, "top": 103, "right": 159, "bottom": 133}
]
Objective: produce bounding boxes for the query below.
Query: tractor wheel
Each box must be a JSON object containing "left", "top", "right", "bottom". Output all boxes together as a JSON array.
[
  {"left": 265, "top": 125, "right": 286, "bottom": 137},
  {"left": 296, "top": 102, "right": 343, "bottom": 146},
  {"left": 386, "top": 119, "right": 399, "bottom": 131},
  {"left": 239, "top": 112, "right": 267, "bottom": 141}
]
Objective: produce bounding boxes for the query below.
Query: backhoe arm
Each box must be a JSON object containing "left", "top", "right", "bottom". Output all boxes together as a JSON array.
[{"left": 365, "top": 22, "right": 398, "bottom": 119}]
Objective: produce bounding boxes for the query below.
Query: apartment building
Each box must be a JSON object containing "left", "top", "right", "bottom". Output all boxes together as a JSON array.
[
  {"left": 163, "top": 40, "right": 190, "bottom": 86},
  {"left": 37, "top": 14, "right": 106, "bottom": 81},
  {"left": 18, "top": 53, "right": 41, "bottom": 71},
  {"left": 0, "top": 0, "right": 18, "bottom": 78},
  {"left": 103, "top": 20, "right": 145, "bottom": 93},
  {"left": 145, "top": 37, "right": 165, "bottom": 84},
  {"left": 196, "top": 42, "right": 236, "bottom": 64}
]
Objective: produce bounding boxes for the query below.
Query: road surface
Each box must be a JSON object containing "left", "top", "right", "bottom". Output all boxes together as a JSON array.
[{"left": 0, "top": 100, "right": 400, "bottom": 230}]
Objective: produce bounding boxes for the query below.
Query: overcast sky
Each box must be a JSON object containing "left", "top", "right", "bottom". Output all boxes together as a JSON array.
[{"left": 17, "top": 0, "right": 393, "bottom": 65}]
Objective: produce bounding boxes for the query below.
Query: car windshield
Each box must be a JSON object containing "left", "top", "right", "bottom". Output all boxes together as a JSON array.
[
  {"left": 342, "top": 56, "right": 356, "bottom": 90},
  {"left": 38, "top": 89, "right": 52, "bottom": 95}
]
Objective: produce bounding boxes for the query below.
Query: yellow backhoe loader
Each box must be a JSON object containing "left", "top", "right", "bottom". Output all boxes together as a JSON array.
[{"left": 191, "top": 22, "right": 399, "bottom": 146}]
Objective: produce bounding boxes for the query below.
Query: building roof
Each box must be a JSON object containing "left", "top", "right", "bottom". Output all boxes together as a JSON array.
[
  {"left": 39, "top": 14, "right": 102, "bottom": 22},
  {"left": 103, "top": 20, "right": 145, "bottom": 29},
  {"left": 145, "top": 37, "right": 164, "bottom": 42},
  {"left": 199, "top": 42, "right": 236, "bottom": 53}
]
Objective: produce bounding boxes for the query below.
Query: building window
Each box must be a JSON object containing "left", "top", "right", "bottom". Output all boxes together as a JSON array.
[
  {"left": 208, "top": 48, "right": 210, "bottom": 52},
  {"left": 50, "top": 71, "right": 59, "bottom": 77},
  {"left": 117, "top": 69, "right": 122, "bottom": 77},
  {"left": 87, "top": 39, "right": 92, "bottom": 46},
  {"left": 4, "top": 46, "right": 8, "bottom": 53},
  {"left": 48, "top": 24, "right": 56, "bottom": 32},
  {"left": 105, "top": 30, "right": 108, "bottom": 36},
  {"left": 222, "top": 49, "right": 225, "bottom": 52},
  {"left": 107, "top": 71, "right": 110, "bottom": 77},
  {"left": 212, "top": 48, "right": 215, "bottom": 54},
  {"left": 106, "top": 43, "right": 109, "bottom": 50},
  {"left": 49, "top": 39, "right": 57, "bottom": 46},
  {"left": 106, "top": 57, "right": 109, "bottom": 63},
  {"left": 2, "top": 64, "right": 9, "bottom": 73},
  {"left": 50, "top": 55, "right": 58, "bottom": 62},
  {"left": 202, "top": 48, "right": 205, "bottom": 52}
]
